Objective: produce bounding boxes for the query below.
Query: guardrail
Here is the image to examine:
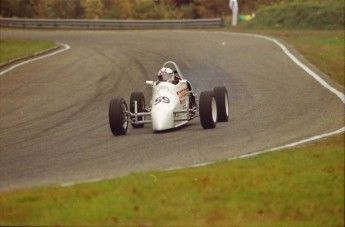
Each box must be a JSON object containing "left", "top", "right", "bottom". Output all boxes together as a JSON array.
[{"left": 0, "top": 18, "right": 223, "bottom": 29}]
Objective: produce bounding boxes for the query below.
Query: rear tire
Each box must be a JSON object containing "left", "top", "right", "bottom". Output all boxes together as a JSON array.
[
  {"left": 109, "top": 98, "right": 128, "bottom": 136},
  {"left": 199, "top": 91, "right": 217, "bottom": 129},
  {"left": 213, "top": 87, "right": 229, "bottom": 122},
  {"left": 130, "top": 92, "right": 145, "bottom": 128}
]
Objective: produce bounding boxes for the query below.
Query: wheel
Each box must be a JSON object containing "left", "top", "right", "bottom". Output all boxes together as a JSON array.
[
  {"left": 199, "top": 91, "right": 217, "bottom": 129},
  {"left": 109, "top": 98, "right": 128, "bottom": 136},
  {"left": 130, "top": 92, "right": 145, "bottom": 128},
  {"left": 213, "top": 86, "right": 229, "bottom": 122}
]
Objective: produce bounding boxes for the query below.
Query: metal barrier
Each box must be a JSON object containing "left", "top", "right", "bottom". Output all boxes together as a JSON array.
[{"left": 0, "top": 18, "right": 223, "bottom": 29}]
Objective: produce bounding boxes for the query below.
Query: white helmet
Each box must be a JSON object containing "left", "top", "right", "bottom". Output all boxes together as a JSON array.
[{"left": 158, "top": 67, "right": 174, "bottom": 82}]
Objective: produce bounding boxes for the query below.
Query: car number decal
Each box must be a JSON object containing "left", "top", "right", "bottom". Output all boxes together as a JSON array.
[{"left": 155, "top": 96, "right": 170, "bottom": 105}]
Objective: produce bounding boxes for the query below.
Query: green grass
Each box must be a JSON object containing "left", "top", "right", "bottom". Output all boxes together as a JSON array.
[
  {"left": 0, "top": 8, "right": 344, "bottom": 225},
  {"left": 241, "top": 30, "right": 345, "bottom": 86},
  {"left": 225, "top": 0, "right": 345, "bottom": 86},
  {"left": 283, "top": 32, "right": 345, "bottom": 86},
  {"left": 246, "top": 1, "right": 344, "bottom": 30},
  {"left": 0, "top": 33, "right": 343, "bottom": 226},
  {"left": 0, "top": 134, "right": 343, "bottom": 226},
  {"left": 0, "top": 39, "right": 55, "bottom": 64}
]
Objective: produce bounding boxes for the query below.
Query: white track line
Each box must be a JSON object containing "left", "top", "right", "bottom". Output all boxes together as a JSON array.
[
  {"left": 61, "top": 125, "right": 345, "bottom": 188},
  {"left": 0, "top": 43, "right": 71, "bottom": 76},
  {"left": 2, "top": 33, "right": 343, "bottom": 188},
  {"left": 189, "top": 126, "right": 345, "bottom": 169},
  {"left": 248, "top": 33, "right": 345, "bottom": 104},
  {"left": 185, "top": 32, "right": 345, "bottom": 170},
  {"left": 62, "top": 32, "right": 344, "bottom": 187},
  {"left": 186, "top": 32, "right": 345, "bottom": 169}
]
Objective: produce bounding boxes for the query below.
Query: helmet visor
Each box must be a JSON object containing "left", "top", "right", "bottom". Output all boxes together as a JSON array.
[{"left": 161, "top": 73, "right": 173, "bottom": 81}]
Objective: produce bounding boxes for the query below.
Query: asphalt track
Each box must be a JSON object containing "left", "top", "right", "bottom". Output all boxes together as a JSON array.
[{"left": 0, "top": 30, "right": 344, "bottom": 191}]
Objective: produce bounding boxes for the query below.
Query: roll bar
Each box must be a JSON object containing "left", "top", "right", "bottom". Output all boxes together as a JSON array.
[{"left": 162, "top": 61, "right": 186, "bottom": 80}]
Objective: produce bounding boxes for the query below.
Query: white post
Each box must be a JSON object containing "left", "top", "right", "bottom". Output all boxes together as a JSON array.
[{"left": 229, "top": 0, "right": 238, "bottom": 26}]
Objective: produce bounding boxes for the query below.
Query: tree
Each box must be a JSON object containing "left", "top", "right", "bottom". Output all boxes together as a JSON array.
[
  {"left": 0, "top": 0, "right": 19, "bottom": 17},
  {"left": 102, "top": 1, "right": 134, "bottom": 19},
  {"left": 0, "top": 0, "right": 47, "bottom": 18},
  {"left": 193, "top": 0, "right": 227, "bottom": 18},
  {"left": 50, "top": 0, "right": 84, "bottom": 19},
  {"left": 81, "top": 0, "right": 104, "bottom": 19}
]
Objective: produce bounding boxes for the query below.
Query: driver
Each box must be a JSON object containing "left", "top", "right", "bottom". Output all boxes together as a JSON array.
[
  {"left": 157, "top": 67, "right": 197, "bottom": 108},
  {"left": 157, "top": 67, "right": 180, "bottom": 85}
]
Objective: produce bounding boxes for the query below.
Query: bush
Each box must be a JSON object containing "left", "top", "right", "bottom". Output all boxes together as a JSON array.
[{"left": 246, "top": 1, "right": 345, "bottom": 30}]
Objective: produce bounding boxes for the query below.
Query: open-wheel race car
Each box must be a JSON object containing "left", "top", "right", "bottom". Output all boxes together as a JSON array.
[{"left": 109, "top": 61, "right": 229, "bottom": 136}]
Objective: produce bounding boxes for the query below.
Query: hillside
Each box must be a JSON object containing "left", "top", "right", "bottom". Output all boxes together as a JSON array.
[
  {"left": 245, "top": 0, "right": 345, "bottom": 30},
  {"left": 0, "top": 0, "right": 343, "bottom": 30}
]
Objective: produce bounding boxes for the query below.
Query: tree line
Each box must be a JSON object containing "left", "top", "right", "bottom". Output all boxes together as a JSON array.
[{"left": 0, "top": 0, "right": 295, "bottom": 20}]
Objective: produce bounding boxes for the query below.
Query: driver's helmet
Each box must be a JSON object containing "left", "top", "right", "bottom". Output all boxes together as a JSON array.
[{"left": 158, "top": 67, "right": 174, "bottom": 82}]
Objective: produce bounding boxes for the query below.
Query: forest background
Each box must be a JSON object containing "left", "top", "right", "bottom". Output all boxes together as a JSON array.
[{"left": 0, "top": 0, "right": 328, "bottom": 20}]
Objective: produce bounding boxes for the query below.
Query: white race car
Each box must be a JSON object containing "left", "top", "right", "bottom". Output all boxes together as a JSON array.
[{"left": 109, "top": 61, "right": 229, "bottom": 135}]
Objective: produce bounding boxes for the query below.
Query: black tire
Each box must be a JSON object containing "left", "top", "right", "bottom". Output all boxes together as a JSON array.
[
  {"left": 130, "top": 92, "right": 145, "bottom": 128},
  {"left": 213, "top": 86, "right": 229, "bottom": 122},
  {"left": 199, "top": 91, "right": 217, "bottom": 129},
  {"left": 109, "top": 98, "right": 128, "bottom": 136}
]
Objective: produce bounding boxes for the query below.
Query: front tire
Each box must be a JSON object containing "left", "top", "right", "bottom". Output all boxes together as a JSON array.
[
  {"left": 109, "top": 98, "right": 128, "bottom": 136},
  {"left": 130, "top": 92, "right": 145, "bottom": 128},
  {"left": 199, "top": 91, "right": 217, "bottom": 129},
  {"left": 213, "top": 87, "right": 229, "bottom": 122}
]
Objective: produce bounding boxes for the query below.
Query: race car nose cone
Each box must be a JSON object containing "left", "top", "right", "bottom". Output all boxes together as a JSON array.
[{"left": 151, "top": 106, "right": 174, "bottom": 131}]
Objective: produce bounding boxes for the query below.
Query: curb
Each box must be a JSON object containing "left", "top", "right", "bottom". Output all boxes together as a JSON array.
[{"left": 0, "top": 43, "right": 62, "bottom": 70}]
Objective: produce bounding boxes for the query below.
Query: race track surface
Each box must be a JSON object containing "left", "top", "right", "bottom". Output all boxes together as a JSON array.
[{"left": 0, "top": 30, "right": 344, "bottom": 191}]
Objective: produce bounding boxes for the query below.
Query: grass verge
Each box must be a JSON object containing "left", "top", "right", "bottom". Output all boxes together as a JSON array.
[
  {"left": 0, "top": 134, "right": 343, "bottom": 226},
  {"left": 223, "top": 20, "right": 345, "bottom": 86},
  {"left": 250, "top": 30, "right": 344, "bottom": 86},
  {"left": 246, "top": 0, "right": 344, "bottom": 30},
  {"left": 0, "top": 27, "right": 343, "bottom": 226},
  {"left": 282, "top": 31, "right": 344, "bottom": 86},
  {"left": 0, "top": 39, "right": 55, "bottom": 64}
]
